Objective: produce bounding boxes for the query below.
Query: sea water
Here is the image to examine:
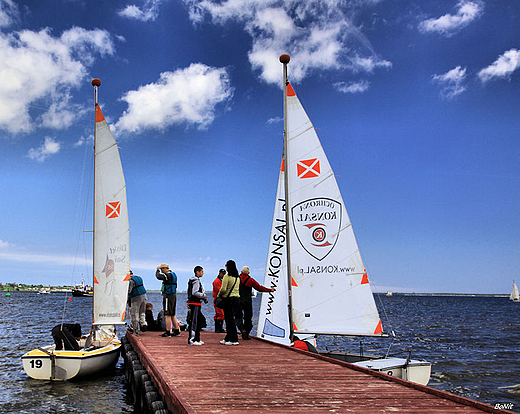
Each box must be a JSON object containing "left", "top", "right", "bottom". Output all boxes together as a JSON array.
[{"left": 1, "top": 292, "right": 519, "bottom": 413}]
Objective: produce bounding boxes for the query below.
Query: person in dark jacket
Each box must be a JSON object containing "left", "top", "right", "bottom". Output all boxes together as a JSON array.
[
  {"left": 187, "top": 265, "right": 208, "bottom": 345},
  {"left": 156, "top": 263, "right": 181, "bottom": 337},
  {"left": 217, "top": 260, "right": 241, "bottom": 345},
  {"left": 52, "top": 323, "right": 82, "bottom": 351},
  {"left": 236, "top": 266, "right": 274, "bottom": 340},
  {"left": 128, "top": 270, "right": 147, "bottom": 334},
  {"left": 145, "top": 302, "right": 161, "bottom": 331}
]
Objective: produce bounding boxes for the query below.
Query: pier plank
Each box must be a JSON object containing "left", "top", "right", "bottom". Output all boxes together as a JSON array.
[{"left": 127, "top": 332, "right": 509, "bottom": 413}]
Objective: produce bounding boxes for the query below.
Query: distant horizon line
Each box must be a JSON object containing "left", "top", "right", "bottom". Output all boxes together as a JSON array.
[{"left": 1, "top": 283, "right": 511, "bottom": 297}]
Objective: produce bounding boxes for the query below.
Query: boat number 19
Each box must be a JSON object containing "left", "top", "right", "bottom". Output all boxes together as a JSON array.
[{"left": 29, "top": 360, "right": 43, "bottom": 369}]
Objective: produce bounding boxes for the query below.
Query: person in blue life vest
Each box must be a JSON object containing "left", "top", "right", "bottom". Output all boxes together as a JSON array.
[
  {"left": 127, "top": 270, "right": 148, "bottom": 334},
  {"left": 156, "top": 263, "right": 181, "bottom": 337},
  {"left": 187, "top": 265, "right": 208, "bottom": 345}
]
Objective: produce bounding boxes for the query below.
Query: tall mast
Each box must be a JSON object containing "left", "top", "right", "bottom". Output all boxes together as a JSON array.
[
  {"left": 279, "top": 54, "right": 294, "bottom": 342},
  {"left": 91, "top": 78, "right": 101, "bottom": 324}
]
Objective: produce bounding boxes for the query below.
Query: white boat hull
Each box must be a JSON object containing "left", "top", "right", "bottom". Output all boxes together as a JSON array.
[
  {"left": 321, "top": 352, "right": 431, "bottom": 385},
  {"left": 22, "top": 339, "right": 120, "bottom": 381},
  {"left": 352, "top": 357, "right": 431, "bottom": 385}
]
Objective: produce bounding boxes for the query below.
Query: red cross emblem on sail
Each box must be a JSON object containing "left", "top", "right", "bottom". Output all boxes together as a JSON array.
[
  {"left": 297, "top": 158, "right": 320, "bottom": 179},
  {"left": 106, "top": 201, "right": 121, "bottom": 219}
]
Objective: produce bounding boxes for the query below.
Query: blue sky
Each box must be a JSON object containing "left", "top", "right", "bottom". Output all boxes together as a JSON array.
[{"left": 0, "top": 0, "right": 519, "bottom": 294}]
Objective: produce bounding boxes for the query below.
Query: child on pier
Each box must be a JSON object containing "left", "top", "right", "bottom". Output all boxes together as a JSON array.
[{"left": 187, "top": 266, "right": 208, "bottom": 345}]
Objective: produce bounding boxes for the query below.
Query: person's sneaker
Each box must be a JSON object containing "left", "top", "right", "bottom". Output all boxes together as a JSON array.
[
  {"left": 230, "top": 342, "right": 239, "bottom": 345},
  {"left": 198, "top": 340, "right": 204, "bottom": 345},
  {"left": 189, "top": 340, "right": 203, "bottom": 346},
  {"left": 160, "top": 331, "right": 171, "bottom": 337},
  {"left": 220, "top": 340, "right": 229, "bottom": 345},
  {"left": 171, "top": 330, "right": 180, "bottom": 337}
]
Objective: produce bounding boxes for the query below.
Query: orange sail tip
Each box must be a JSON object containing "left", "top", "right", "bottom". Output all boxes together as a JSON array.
[
  {"left": 361, "top": 272, "right": 369, "bottom": 285},
  {"left": 91, "top": 78, "right": 101, "bottom": 87},
  {"left": 293, "top": 322, "right": 298, "bottom": 331},
  {"left": 287, "top": 83, "right": 296, "bottom": 97},
  {"left": 280, "top": 158, "right": 285, "bottom": 172},
  {"left": 95, "top": 104, "right": 105, "bottom": 123},
  {"left": 374, "top": 320, "right": 383, "bottom": 335},
  {"left": 121, "top": 310, "right": 126, "bottom": 322},
  {"left": 291, "top": 277, "right": 298, "bottom": 287},
  {"left": 123, "top": 273, "right": 131, "bottom": 281},
  {"left": 93, "top": 275, "right": 99, "bottom": 284},
  {"left": 279, "top": 54, "right": 290, "bottom": 64}
]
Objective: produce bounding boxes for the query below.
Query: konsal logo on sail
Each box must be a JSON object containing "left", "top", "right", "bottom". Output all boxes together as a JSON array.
[{"left": 292, "top": 197, "right": 341, "bottom": 261}]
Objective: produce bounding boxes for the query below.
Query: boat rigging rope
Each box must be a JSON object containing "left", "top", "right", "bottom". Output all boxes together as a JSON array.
[{"left": 60, "top": 122, "right": 94, "bottom": 326}]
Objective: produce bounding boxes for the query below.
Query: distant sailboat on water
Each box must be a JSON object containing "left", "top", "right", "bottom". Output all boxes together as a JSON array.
[
  {"left": 510, "top": 281, "right": 519, "bottom": 302},
  {"left": 257, "top": 54, "right": 431, "bottom": 385},
  {"left": 22, "top": 79, "right": 130, "bottom": 380}
]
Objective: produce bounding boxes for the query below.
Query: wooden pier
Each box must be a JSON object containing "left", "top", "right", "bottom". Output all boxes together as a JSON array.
[{"left": 126, "top": 331, "right": 508, "bottom": 413}]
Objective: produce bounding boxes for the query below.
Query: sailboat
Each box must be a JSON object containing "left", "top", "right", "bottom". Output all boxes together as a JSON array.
[
  {"left": 22, "top": 79, "right": 130, "bottom": 381},
  {"left": 257, "top": 54, "right": 431, "bottom": 385},
  {"left": 510, "top": 281, "right": 519, "bottom": 302}
]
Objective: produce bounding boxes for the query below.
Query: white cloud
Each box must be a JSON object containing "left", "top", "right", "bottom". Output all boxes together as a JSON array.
[
  {"left": 334, "top": 80, "right": 370, "bottom": 94},
  {"left": 118, "top": 0, "right": 164, "bottom": 22},
  {"left": 0, "top": 0, "right": 18, "bottom": 28},
  {"left": 267, "top": 116, "right": 282, "bottom": 124},
  {"left": 419, "top": 0, "right": 483, "bottom": 36},
  {"left": 349, "top": 55, "right": 392, "bottom": 73},
  {"left": 184, "top": 0, "right": 391, "bottom": 85},
  {"left": 432, "top": 66, "right": 467, "bottom": 99},
  {"left": 478, "top": 49, "right": 520, "bottom": 83},
  {"left": 74, "top": 134, "right": 93, "bottom": 147},
  {"left": 0, "top": 249, "right": 86, "bottom": 267},
  {"left": 115, "top": 63, "right": 233, "bottom": 133},
  {"left": 0, "top": 239, "right": 9, "bottom": 248},
  {"left": 27, "top": 136, "right": 61, "bottom": 162},
  {"left": 40, "top": 92, "right": 89, "bottom": 130},
  {"left": 0, "top": 27, "right": 117, "bottom": 134}
]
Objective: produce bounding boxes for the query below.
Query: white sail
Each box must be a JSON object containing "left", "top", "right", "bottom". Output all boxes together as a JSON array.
[
  {"left": 93, "top": 104, "right": 130, "bottom": 327},
  {"left": 257, "top": 160, "right": 291, "bottom": 345},
  {"left": 510, "top": 281, "right": 519, "bottom": 301},
  {"left": 285, "top": 83, "right": 382, "bottom": 336}
]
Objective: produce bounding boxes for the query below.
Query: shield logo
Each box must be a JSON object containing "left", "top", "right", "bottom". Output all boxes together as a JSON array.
[
  {"left": 291, "top": 197, "right": 342, "bottom": 261},
  {"left": 106, "top": 201, "right": 121, "bottom": 219}
]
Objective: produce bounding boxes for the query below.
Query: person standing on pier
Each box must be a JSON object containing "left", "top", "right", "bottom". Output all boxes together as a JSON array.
[
  {"left": 187, "top": 266, "right": 208, "bottom": 345},
  {"left": 156, "top": 263, "right": 181, "bottom": 337},
  {"left": 212, "top": 268, "right": 226, "bottom": 333},
  {"left": 236, "top": 266, "right": 274, "bottom": 340},
  {"left": 217, "top": 260, "right": 240, "bottom": 345},
  {"left": 127, "top": 270, "right": 148, "bottom": 334}
]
